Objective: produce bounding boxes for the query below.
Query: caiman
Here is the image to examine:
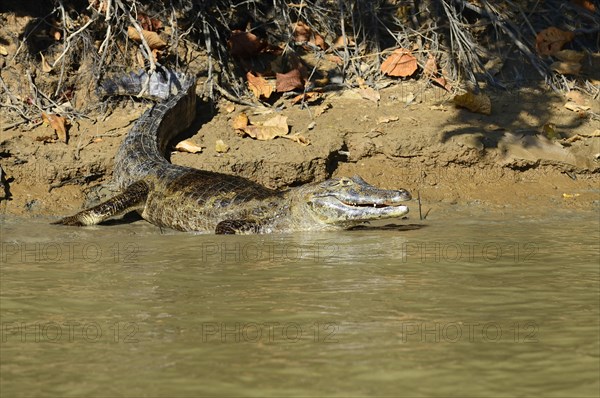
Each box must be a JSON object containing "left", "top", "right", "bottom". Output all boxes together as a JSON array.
[{"left": 54, "top": 70, "right": 412, "bottom": 234}]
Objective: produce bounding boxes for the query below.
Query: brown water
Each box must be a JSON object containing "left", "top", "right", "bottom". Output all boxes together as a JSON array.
[{"left": 1, "top": 207, "right": 599, "bottom": 397}]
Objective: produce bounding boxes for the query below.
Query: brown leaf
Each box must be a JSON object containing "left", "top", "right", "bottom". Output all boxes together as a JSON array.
[
  {"left": 313, "top": 102, "right": 331, "bottom": 117},
  {"left": 137, "top": 13, "right": 162, "bottom": 32},
  {"left": 175, "top": 140, "right": 203, "bottom": 153},
  {"left": 535, "top": 27, "right": 574, "bottom": 56},
  {"left": 358, "top": 87, "right": 380, "bottom": 103},
  {"left": 246, "top": 72, "right": 273, "bottom": 99},
  {"left": 550, "top": 61, "right": 581, "bottom": 75},
  {"left": 312, "top": 33, "right": 328, "bottom": 51},
  {"left": 432, "top": 76, "right": 452, "bottom": 92},
  {"left": 564, "top": 101, "right": 590, "bottom": 112},
  {"left": 0, "top": 46, "right": 7, "bottom": 56},
  {"left": 553, "top": 49, "right": 585, "bottom": 63},
  {"left": 276, "top": 69, "right": 304, "bottom": 92},
  {"left": 243, "top": 115, "right": 289, "bottom": 140},
  {"left": 232, "top": 113, "right": 250, "bottom": 130},
  {"left": 381, "top": 49, "right": 418, "bottom": 77},
  {"left": 292, "top": 21, "right": 312, "bottom": 42},
  {"left": 423, "top": 55, "right": 437, "bottom": 77},
  {"left": 41, "top": 113, "right": 68, "bottom": 142},
  {"left": 281, "top": 133, "right": 310, "bottom": 146},
  {"left": 228, "top": 30, "right": 267, "bottom": 58},
  {"left": 291, "top": 91, "right": 322, "bottom": 105},
  {"left": 571, "top": 0, "right": 596, "bottom": 12},
  {"left": 453, "top": 91, "right": 492, "bottom": 115},
  {"left": 333, "top": 35, "right": 355, "bottom": 48},
  {"left": 127, "top": 26, "right": 167, "bottom": 50},
  {"left": 292, "top": 21, "right": 328, "bottom": 50}
]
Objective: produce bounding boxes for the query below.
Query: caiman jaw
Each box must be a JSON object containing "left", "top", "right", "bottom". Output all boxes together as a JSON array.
[{"left": 304, "top": 176, "right": 412, "bottom": 226}]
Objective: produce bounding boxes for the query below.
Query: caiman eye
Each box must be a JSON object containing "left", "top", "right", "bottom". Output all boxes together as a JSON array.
[{"left": 339, "top": 178, "right": 351, "bottom": 186}]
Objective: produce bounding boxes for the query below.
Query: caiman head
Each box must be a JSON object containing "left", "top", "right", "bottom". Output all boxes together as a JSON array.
[{"left": 289, "top": 175, "right": 412, "bottom": 230}]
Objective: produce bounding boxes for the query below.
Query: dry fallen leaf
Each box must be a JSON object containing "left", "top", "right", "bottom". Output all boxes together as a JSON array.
[
  {"left": 432, "top": 76, "right": 452, "bottom": 92},
  {"left": 333, "top": 35, "right": 355, "bottom": 48},
  {"left": 215, "top": 139, "right": 229, "bottom": 153},
  {"left": 358, "top": 87, "right": 380, "bottom": 103},
  {"left": 41, "top": 113, "right": 67, "bottom": 142},
  {"left": 571, "top": 0, "right": 596, "bottom": 12},
  {"left": 377, "top": 116, "right": 399, "bottom": 124},
  {"left": 137, "top": 12, "right": 162, "bottom": 32},
  {"left": 535, "top": 27, "right": 575, "bottom": 56},
  {"left": 246, "top": 71, "right": 273, "bottom": 99},
  {"left": 563, "top": 129, "right": 600, "bottom": 143},
  {"left": 228, "top": 30, "right": 267, "bottom": 58},
  {"left": 550, "top": 61, "right": 581, "bottom": 75},
  {"left": 381, "top": 49, "right": 418, "bottom": 77},
  {"left": 291, "top": 91, "right": 322, "bottom": 105},
  {"left": 232, "top": 113, "right": 250, "bottom": 131},
  {"left": 553, "top": 49, "right": 585, "bottom": 63},
  {"left": 175, "top": 140, "right": 203, "bottom": 153},
  {"left": 232, "top": 114, "right": 309, "bottom": 145},
  {"left": 564, "top": 101, "right": 591, "bottom": 112},
  {"left": 127, "top": 26, "right": 166, "bottom": 50},
  {"left": 484, "top": 57, "right": 504, "bottom": 76},
  {"left": 423, "top": 55, "right": 437, "bottom": 77},
  {"left": 453, "top": 91, "right": 492, "bottom": 115},
  {"left": 314, "top": 102, "right": 331, "bottom": 117},
  {"left": 40, "top": 53, "right": 53, "bottom": 73},
  {"left": 292, "top": 21, "right": 328, "bottom": 50},
  {"left": 281, "top": 133, "right": 310, "bottom": 146},
  {"left": 0, "top": 46, "right": 7, "bottom": 56},
  {"left": 243, "top": 115, "right": 289, "bottom": 140},
  {"left": 276, "top": 69, "right": 304, "bottom": 92}
]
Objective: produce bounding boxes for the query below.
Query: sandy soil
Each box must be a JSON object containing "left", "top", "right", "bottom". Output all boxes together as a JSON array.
[{"left": 1, "top": 77, "right": 599, "bottom": 221}]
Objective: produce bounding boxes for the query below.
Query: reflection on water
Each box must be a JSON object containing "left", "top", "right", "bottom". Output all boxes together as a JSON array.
[{"left": 1, "top": 209, "right": 599, "bottom": 397}]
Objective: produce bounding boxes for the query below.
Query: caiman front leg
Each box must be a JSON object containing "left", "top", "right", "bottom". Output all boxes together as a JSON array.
[{"left": 53, "top": 180, "right": 149, "bottom": 226}]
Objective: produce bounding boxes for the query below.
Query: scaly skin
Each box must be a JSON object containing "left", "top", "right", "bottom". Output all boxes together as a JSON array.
[{"left": 54, "top": 70, "right": 412, "bottom": 234}]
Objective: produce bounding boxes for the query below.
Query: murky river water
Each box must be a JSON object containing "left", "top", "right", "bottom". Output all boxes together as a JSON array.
[{"left": 1, "top": 207, "right": 599, "bottom": 397}]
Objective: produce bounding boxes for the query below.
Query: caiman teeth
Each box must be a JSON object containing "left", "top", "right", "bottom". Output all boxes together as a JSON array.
[{"left": 342, "top": 201, "right": 393, "bottom": 208}]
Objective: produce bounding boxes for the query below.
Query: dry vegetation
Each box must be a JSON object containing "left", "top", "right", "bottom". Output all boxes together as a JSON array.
[{"left": 1, "top": 0, "right": 599, "bottom": 129}]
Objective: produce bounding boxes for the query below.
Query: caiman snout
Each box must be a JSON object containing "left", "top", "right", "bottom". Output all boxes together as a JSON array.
[{"left": 304, "top": 175, "right": 413, "bottom": 226}]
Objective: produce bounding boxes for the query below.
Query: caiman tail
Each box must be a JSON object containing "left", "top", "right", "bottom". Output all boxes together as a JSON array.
[{"left": 100, "top": 70, "right": 197, "bottom": 189}]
